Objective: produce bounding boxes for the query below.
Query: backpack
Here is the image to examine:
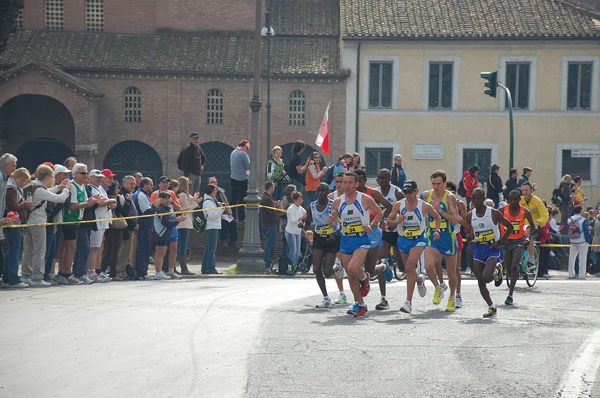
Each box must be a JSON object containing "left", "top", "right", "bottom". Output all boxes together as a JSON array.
[
  {"left": 21, "top": 182, "right": 46, "bottom": 222},
  {"left": 324, "top": 161, "right": 340, "bottom": 185},
  {"left": 278, "top": 255, "right": 296, "bottom": 276},
  {"left": 193, "top": 197, "right": 215, "bottom": 233},
  {"left": 551, "top": 188, "right": 565, "bottom": 207},
  {"left": 176, "top": 147, "right": 186, "bottom": 171},
  {"left": 566, "top": 217, "right": 581, "bottom": 240},
  {"left": 457, "top": 178, "right": 467, "bottom": 197}
]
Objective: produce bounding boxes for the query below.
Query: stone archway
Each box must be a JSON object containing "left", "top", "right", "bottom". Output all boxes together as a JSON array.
[
  {"left": 199, "top": 141, "right": 235, "bottom": 196},
  {"left": 15, "top": 138, "right": 75, "bottom": 174},
  {"left": 103, "top": 140, "right": 163, "bottom": 184}
]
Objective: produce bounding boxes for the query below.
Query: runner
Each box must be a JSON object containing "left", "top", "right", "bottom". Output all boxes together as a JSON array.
[
  {"left": 421, "top": 170, "right": 461, "bottom": 312},
  {"left": 328, "top": 172, "right": 347, "bottom": 304},
  {"left": 302, "top": 183, "right": 342, "bottom": 308},
  {"left": 498, "top": 190, "right": 535, "bottom": 305},
  {"left": 445, "top": 181, "right": 467, "bottom": 309},
  {"left": 465, "top": 188, "right": 513, "bottom": 318},
  {"left": 328, "top": 172, "right": 384, "bottom": 318},
  {"left": 386, "top": 180, "right": 441, "bottom": 314},
  {"left": 355, "top": 169, "right": 393, "bottom": 310}
]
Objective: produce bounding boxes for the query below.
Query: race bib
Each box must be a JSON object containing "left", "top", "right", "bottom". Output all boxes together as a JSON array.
[
  {"left": 475, "top": 230, "right": 496, "bottom": 244},
  {"left": 316, "top": 225, "right": 334, "bottom": 237},
  {"left": 402, "top": 227, "right": 421, "bottom": 238},
  {"left": 510, "top": 221, "right": 521, "bottom": 235},
  {"left": 343, "top": 221, "right": 364, "bottom": 236},
  {"left": 430, "top": 219, "right": 448, "bottom": 229}
]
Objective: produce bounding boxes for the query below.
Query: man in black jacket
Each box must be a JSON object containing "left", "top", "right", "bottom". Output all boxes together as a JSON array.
[
  {"left": 181, "top": 132, "right": 207, "bottom": 194},
  {"left": 503, "top": 168, "right": 519, "bottom": 199}
]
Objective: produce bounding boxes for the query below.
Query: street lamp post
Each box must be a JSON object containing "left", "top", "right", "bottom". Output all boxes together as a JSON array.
[
  {"left": 237, "top": 0, "right": 265, "bottom": 272},
  {"left": 261, "top": 1, "right": 274, "bottom": 158}
]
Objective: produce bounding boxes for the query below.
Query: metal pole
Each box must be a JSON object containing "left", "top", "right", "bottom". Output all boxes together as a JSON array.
[
  {"left": 266, "top": 1, "right": 272, "bottom": 157},
  {"left": 498, "top": 83, "right": 514, "bottom": 170},
  {"left": 237, "top": 0, "right": 265, "bottom": 272}
]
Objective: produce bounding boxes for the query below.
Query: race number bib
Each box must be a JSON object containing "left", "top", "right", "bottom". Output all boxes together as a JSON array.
[
  {"left": 475, "top": 229, "right": 496, "bottom": 244},
  {"left": 315, "top": 225, "right": 334, "bottom": 237},
  {"left": 429, "top": 219, "right": 448, "bottom": 230},
  {"left": 510, "top": 221, "right": 521, "bottom": 235},
  {"left": 402, "top": 227, "right": 421, "bottom": 238},
  {"left": 343, "top": 221, "right": 364, "bottom": 237}
]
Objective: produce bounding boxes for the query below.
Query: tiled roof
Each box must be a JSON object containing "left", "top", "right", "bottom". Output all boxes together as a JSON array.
[
  {"left": 271, "top": 0, "right": 339, "bottom": 37},
  {"left": 341, "top": 0, "right": 600, "bottom": 39},
  {"left": 0, "top": 30, "right": 346, "bottom": 76}
]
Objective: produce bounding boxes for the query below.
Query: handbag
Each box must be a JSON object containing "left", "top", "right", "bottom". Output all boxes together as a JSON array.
[{"left": 110, "top": 210, "right": 127, "bottom": 230}]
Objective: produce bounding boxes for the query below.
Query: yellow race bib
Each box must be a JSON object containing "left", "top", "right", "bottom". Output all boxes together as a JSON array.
[
  {"left": 316, "top": 225, "right": 334, "bottom": 237},
  {"left": 343, "top": 221, "right": 364, "bottom": 236},
  {"left": 475, "top": 230, "right": 496, "bottom": 244},
  {"left": 402, "top": 227, "right": 421, "bottom": 238}
]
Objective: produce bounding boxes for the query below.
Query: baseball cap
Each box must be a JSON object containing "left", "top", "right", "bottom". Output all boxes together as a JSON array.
[
  {"left": 102, "top": 168, "right": 117, "bottom": 177},
  {"left": 89, "top": 169, "right": 103, "bottom": 177},
  {"left": 524, "top": 167, "right": 533, "bottom": 172},
  {"left": 402, "top": 180, "right": 418, "bottom": 194},
  {"left": 190, "top": 132, "right": 200, "bottom": 138},
  {"left": 241, "top": 139, "right": 250, "bottom": 149},
  {"left": 42, "top": 162, "right": 55, "bottom": 170},
  {"left": 54, "top": 165, "right": 70, "bottom": 174},
  {"left": 158, "top": 176, "right": 170, "bottom": 183}
]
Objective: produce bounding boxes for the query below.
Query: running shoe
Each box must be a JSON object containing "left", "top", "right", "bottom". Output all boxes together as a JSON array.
[
  {"left": 20, "top": 276, "right": 32, "bottom": 286},
  {"left": 353, "top": 305, "right": 368, "bottom": 318},
  {"left": 333, "top": 263, "right": 344, "bottom": 279},
  {"left": 347, "top": 302, "right": 360, "bottom": 315},
  {"left": 494, "top": 263, "right": 503, "bottom": 287},
  {"left": 154, "top": 271, "right": 169, "bottom": 280},
  {"left": 433, "top": 287, "right": 443, "bottom": 304},
  {"left": 67, "top": 275, "right": 83, "bottom": 285},
  {"left": 95, "top": 272, "right": 112, "bottom": 283},
  {"left": 7, "top": 282, "right": 29, "bottom": 288},
  {"left": 483, "top": 306, "right": 497, "bottom": 318},
  {"left": 455, "top": 296, "right": 463, "bottom": 309},
  {"left": 382, "top": 259, "right": 393, "bottom": 282},
  {"left": 504, "top": 295, "right": 513, "bottom": 306},
  {"left": 335, "top": 292, "right": 347, "bottom": 304},
  {"left": 400, "top": 300, "right": 412, "bottom": 314},
  {"left": 445, "top": 298, "right": 456, "bottom": 312},
  {"left": 375, "top": 298, "right": 389, "bottom": 310},
  {"left": 80, "top": 275, "right": 95, "bottom": 284},
  {"left": 417, "top": 274, "right": 427, "bottom": 297},
  {"left": 440, "top": 282, "right": 448, "bottom": 293},
  {"left": 58, "top": 276, "right": 69, "bottom": 285},
  {"left": 316, "top": 297, "right": 332, "bottom": 308},
  {"left": 167, "top": 270, "right": 182, "bottom": 280},
  {"left": 360, "top": 272, "right": 370, "bottom": 297}
]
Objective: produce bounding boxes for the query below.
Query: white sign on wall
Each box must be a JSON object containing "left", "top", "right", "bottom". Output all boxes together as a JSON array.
[
  {"left": 572, "top": 149, "right": 600, "bottom": 158},
  {"left": 413, "top": 143, "right": 443, "bottom": 160}
]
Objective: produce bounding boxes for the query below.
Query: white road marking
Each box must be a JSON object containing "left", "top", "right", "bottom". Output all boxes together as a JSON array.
[{"left": 556, "top": 329, "right": 600, "bottom": 397}]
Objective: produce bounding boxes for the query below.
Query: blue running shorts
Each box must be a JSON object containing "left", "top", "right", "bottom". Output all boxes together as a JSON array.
[
  {"left": 396, "top": 235, "right": 427, "bottom": 255},
  {"left": 427, "top": 231, "right": 457, "bottom": 256},
  {"left": 472, "top": 243, "right": 503, "bottom": 264},
  {"left": 368, "top": 227, "right": 382, "bottom": 249},
  {"left": 340, "top": 234, "right": 371, "bottom": 255}
]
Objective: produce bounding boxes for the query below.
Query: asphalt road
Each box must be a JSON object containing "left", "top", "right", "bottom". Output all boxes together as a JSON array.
[{"left": 1, "top": 272, "right": 599, "bottom": 398}]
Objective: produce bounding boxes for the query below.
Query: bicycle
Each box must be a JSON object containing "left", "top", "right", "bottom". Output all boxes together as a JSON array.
[{"left": 505, "top": 241, "right": 539, "bottom": 288}]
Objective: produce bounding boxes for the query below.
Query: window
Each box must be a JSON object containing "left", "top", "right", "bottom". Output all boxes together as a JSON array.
[
  {"left": 562, "top": 150, "right": 590, "bottom": 180},
  {"left": 206, "top": 89, "right": 223, "bottom": 125},
  {"left": 365, "top": 148, "right": 393, "bottom": 178},
  {"left": 85, "top": 0, "right": 104, "bottom": 32},
  {"left": 288, "top": 90, "right": 306, "bottom": 126},
  {"left": 45, "top": 0, "right": 64, "bottom": 30},
  {"left": 462, "top": 148, "right": 491, "bottom": 185},
  {"left": 16, "top": 9, "right": 23, "bottom": 29},
  {"left": 505, "top": 63, "right": 530, "bottom": 110},
  {"left": 429, "top": 62, "right": 453, "bottom": 110},
  {"left": 369, "top": 62, "right": 392, "bottom": 109},
  {"left": 124, "top": 87, "right": 142, "bottom": 123},
  {"left": 567, "top": 63, "right": 592, "bottom": 110},
  {"left": 555, "top": 143, "right": 599, "bottom": 186}
]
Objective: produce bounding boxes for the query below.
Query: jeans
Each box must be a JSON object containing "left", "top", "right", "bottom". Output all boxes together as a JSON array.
[
  {"left": 134, "top": 225, "right": 152, "bottom": 276},
  {"left": 285, "top": 231, "right": 301, "bottom": 265},
  {"left": 202, "top": 229, "right": 219, "bottom": 273},
  {"left": 3, "top": 227, "right": 22, "bottom": 286},
  {"left": 551, "top": 232, "right": 568, "bottom": 255},
  {"left": 593, "top": 251, "right": 600, "bottom": 274},
  {"left": 231, "top": 178, "right": 248, "bottom": 221},
  {"left": 220, "top": 219, "right": 238, "bottom": 244},
  {"left": 177, "top": 228, "right": 190, "bottom": 256},
  {"left": 73, "top": 228, "right": 91, "bottom": 277},
  {"left": 263, "top": 225, "right": 278, "bottom": 269}
]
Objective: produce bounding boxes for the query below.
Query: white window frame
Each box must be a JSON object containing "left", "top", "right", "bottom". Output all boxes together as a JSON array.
[
  {"left": 455, "top": 142, "right": 499, "bottom": 183},
  {"left": 499, "top": 55, "right": 538, "bottom": 111},
  {"left": 422, "top": 55, "right": 461, "bottom": 111},
  {"left": 359, "top": 140, "right": 402, "bottom": 178},
  {"left": 361, "top": 54, "right": 400, "bottom": 110},
  {"left": 554, "top": 142, "right": 599, "bottom": 187},
  {"left": 560, "top": 55, "right": 600, "bottom": 111}
]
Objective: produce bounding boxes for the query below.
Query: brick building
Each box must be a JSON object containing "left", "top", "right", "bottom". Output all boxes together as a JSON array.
[{"left": 0, "top": 0, "right": 348, "bottom": 195}]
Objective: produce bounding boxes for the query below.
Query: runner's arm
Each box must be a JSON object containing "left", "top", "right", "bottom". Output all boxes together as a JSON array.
[{"left": 385, "top": 202, "right": 402, "bottom": 230}]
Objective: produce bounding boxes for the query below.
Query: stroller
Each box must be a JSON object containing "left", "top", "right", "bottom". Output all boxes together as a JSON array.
[{"left": 275, "top": 231, "right": 313, "bottom": 275}]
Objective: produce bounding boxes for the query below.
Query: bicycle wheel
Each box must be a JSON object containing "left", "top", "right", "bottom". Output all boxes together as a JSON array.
[{"left": 525, "top": 247, "right": 539, "bottom": 287}]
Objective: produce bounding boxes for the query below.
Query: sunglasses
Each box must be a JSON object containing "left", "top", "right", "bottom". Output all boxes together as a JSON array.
[{"left": 79, "top": 172, "right": 89, "bottom": 175}]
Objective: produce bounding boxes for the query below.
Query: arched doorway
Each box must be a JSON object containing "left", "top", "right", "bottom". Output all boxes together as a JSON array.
[
  {"left": 281, "top": 142, "right": 326, "bottom": 169},
  {"left": 103, "top": 140, "right": 163, "bottom": 184},
  {"left": 200, "top": 141, "right": 235, "bottom": 196},
  {"left": 0, "top": 94, "right": 76, "bottom": 172}
]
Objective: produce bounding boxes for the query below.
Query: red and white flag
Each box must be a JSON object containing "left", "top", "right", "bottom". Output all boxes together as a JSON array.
[{"left": 315, "top": 101, "right": 330, "bottom": 155}]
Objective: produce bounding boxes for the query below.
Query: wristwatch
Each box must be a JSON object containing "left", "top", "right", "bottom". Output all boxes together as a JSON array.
[
  {"left": 369, "top": 222, "right": 376, "bottom": 229},
  {"left": 433, "top": 228, "right": 441, "bottom": 234}
]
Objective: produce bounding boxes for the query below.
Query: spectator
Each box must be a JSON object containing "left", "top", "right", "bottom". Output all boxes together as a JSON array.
[
  {"left": 568, "top": 205, "right": 591, "bottom": 279},
  {"left": 114, "top": 175, "right": 138, "bottom": 280},
  {"left": 3, "top": 167, "right": 33, "bottom": 288},
  {"left": 44, "top": 164, "right": 71, "bottom": 282},
  {"left": 73, "top": 171, "right": 100, "bottom": 284},
  {"left": 573, "top": 176, "right": 586, "bottom": 206},
  {"left": 21, "top": 164, "right": 70, "bottom": 286},
  {"left": 548, "top": 208, "right": 568, "bottom": 256},
  {"left": 266, "top": 145, "right": 288, "bottom": 201},
  {"left": 288, "top": 140, "right": 311, "bottom": 193},
  {"left": 279, "top": 184, "right": 297, "bottom": 258},
  {"left": 87, "top": 169, "right": 116, "bottom": 282},
  {"left": 350, "top": 152, "right": 364, "bottom": 171},
  {"left": 487, "top": 163, "right": 503, "bottom": 208},
  {"left": 390, "top": 154, "right": 406, "bottom": 187},
  {"left": 518, "top": 167, "right": 537, "bottom": 191},
  {"left": 64, "top": 157, "right": 77, "bottom": 180},
  {"left": 230, "top": 139, "right": 250, "bottom": 222},
  {"left": 0, "top": 153, "right": 17, "bottom": 251},
  {"left": 201, "top": 184, "right": 224, "bottom": 274},
  {"left": 328, "top": 153, "right": 352, "bottom": 191},
  {"left": 503, "top": 168, "right": 519, "bottom": 199},
  {"left": 181, "top": 132, "right": 207, "bottom": 194},
  {"left": 259, "top": 181, "right": 281, "bottom": 272},
  {"left": 285, "top": 192, "right": 307, "bottom": 266},
  {"left": 100, "top": 181, "right": 129, "bottom": 280},
  {"left": 207, "top": 176, "right": 238, "bottom": 250},
  {"left": 463, "top": 165, "right": 480, "bottom": 210},
  {"left": 558, "top": 174, "right": 573, "bottom": 233},
  {"left": 591, "top": 213, "right": 600, "bottom": 275},
  {"left": 305, "top": 151, "right": 327, "bottom": 205},
  {"left": 176, "top": 176, "right": 202, "bottom": 275},
  {"left": 153, "top": 192, "right": 186, "bottom": 280},
  {"left": 133, "top": 172, "right": 143, "bottom": 188},
  {"left": 129, "top": 177, "right": 160, "bottom": 280}
]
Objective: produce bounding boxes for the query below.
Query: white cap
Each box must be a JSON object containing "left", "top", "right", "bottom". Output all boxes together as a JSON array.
[
  {"left": 89, "top": 169, "right": 103, "bottom": 177},
  {"left": 54, "top": 165, "right": 71, "bottom": 174}
]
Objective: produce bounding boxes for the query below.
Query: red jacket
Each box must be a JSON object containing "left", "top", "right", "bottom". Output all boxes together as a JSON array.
[{"left": 463, "top": 170, "right": 479, "bottom": 198}]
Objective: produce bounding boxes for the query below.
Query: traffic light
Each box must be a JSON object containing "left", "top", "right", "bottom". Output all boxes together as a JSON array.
[{"left": 481, "top": 71, "right": 497, "bottom": 98}]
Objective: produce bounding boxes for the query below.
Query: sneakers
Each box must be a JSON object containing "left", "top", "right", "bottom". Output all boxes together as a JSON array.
[
  {"left": 58, "top": 276, "right": 69, "bottom": 285},
  {"left": 483, "top": 306, "right": 497, "bottom": 318},
  {"left": 359, "top": 272, "right": 370, "bottom": 297},
  {"left": 440, "top": 282, "right": 448, "bottom": 294},
  {"left": 20, "top": 276, "right": 32, "bottom": 286},
  {"left": 7, "top": 282, "right": 29, "bottom": 288},
  {"left": 347, "top": 302, "right": 360, "bottom": 315},
  {"left": 433, "top": 286, "right": 443, "bottom": 304},
  {"left": 382, "top": 259, "right": 393, "bottom": 282},
  {"left": 455, "top": 295, "right": 463, "bottom": 309},
  {"left": 30, "top": 279, "right": 51, "bottom": 287},
  {"left": 316, "top": 297, "right": 332, "bottom": 308},
  {"left": 400, "top": 300, "right": 412, "bottom": 314},
  {"left": 494, "top": 263, "right": 503, "bottom": 287},
  {"left": 353, "top": 305, "right": 368, "bottom": 317},
  {"left": 67, "top": 275, "right": 83, "bottom": 285},
  {"left": 167, "top": 270, "right": 183, "bottom": 280},
  {"left": 527, "top": 255, "right": 535, "bottom": 265},
  {"left": 80, "top": 275, "right": 95, "bottom": 284},
  {"left": 417, "top": 274, "right": 427, "bottom": 297},
  {"left": 333, "top": 263, "right": 344, "bottom": 279},
  {"left": 335, "top": 292, "right": 347, "bottom": 304},
  {"left": 445, "top": 298, "right": 456, "bottom": 312},
  {"left": 375, "top": 298, "right": 389, "bottom": 310},
  {"left": 154, "top": 271, "right": 169, "bottom": 280},
  {"left": 541, "top": 273, "right": 551, "bottom": 279},
  {"left": 505, "top": 295, "right": 513, "bottom": 305},
  {"left": 94, "top": 272, "right": 112, "bottom": 283}
]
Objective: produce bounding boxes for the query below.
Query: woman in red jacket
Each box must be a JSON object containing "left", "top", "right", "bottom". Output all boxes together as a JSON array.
[{"left": 463, "top": 165, "right": 480, "bottom": 210}]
